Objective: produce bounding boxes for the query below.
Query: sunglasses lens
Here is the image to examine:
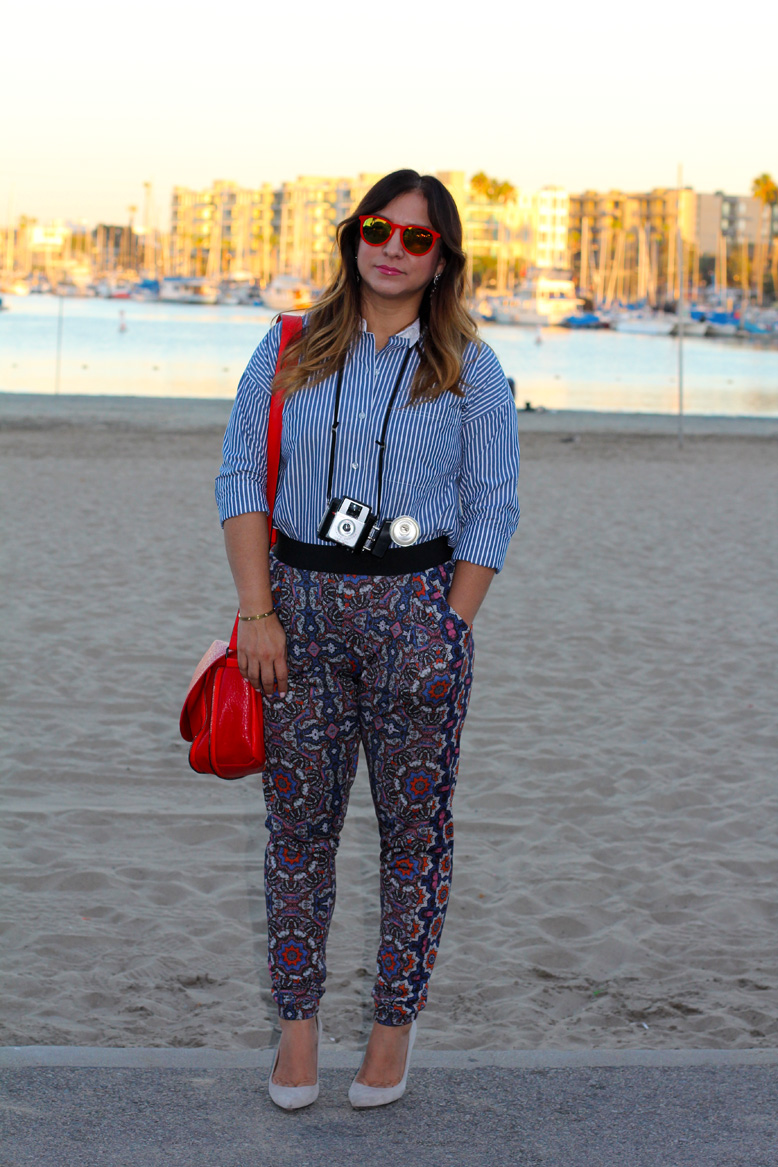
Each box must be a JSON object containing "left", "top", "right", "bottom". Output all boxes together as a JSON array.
[
  {"left": 402, "top": 227, "right": 435, "bottom": 255},
  {"left": 361, "top": 216, "right": 392, "bottom": 246}
]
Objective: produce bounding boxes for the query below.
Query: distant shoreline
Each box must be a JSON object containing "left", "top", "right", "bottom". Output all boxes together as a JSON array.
[{"left": 2, "top": 390, "right": 777, "bottom": 438}]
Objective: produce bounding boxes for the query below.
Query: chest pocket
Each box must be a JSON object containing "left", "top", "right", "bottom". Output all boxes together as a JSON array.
[{"left": 386, "top": 391, "right": 464, "bottom": 486}]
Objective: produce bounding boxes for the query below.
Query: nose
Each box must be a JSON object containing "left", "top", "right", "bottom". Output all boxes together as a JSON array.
[{"left": 382, "top": 225, "right": 404, "bottom": 258}]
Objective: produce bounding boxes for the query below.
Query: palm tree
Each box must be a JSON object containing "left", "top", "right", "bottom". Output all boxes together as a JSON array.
[
  {"left": 752, "top": 173, "right": 778, "bottom": 205},
  {"left": 752, "top": 174, "right": 778, "bottom": 302},
  {"left": 470, "top": 172, "right": 516, "bottom": 203}
]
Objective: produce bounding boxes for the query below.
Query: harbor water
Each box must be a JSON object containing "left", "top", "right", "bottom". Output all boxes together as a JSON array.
[{"left": 1, "top": 294, "right": 777, "bottom": 417}]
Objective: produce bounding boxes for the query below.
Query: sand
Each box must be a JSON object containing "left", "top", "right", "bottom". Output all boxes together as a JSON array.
[{"left": 2, "top": 395, "right": 777, "bottom": 1052}]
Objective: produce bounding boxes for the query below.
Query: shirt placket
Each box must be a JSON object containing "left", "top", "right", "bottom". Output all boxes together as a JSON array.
[
  {"left": 347, "top": 332, "right": 377, "bottom": 485},
  {"left": 366, "top": 339, "right": 407, "bottom": 511}
]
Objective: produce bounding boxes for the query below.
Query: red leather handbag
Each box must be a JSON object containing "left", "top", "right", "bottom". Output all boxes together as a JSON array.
[{"left": 180, "top": 314, "right": 303, "bottom": 779}]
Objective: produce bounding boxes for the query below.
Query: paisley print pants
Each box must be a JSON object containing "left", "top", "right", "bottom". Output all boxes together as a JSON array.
[{"left": 262, "top": 558, "right": 475, "bottom": 1026}]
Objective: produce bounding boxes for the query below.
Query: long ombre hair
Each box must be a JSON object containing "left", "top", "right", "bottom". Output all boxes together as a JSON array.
[{"left": 274, "top": 170, "right": 480, "bottom": 402}]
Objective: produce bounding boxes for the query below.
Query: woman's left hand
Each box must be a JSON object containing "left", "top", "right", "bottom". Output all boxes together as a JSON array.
[{"left": 446, "top": 561, "right": 497, "bottom": 627}]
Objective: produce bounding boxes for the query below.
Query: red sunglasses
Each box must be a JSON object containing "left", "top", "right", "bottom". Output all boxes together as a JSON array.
[{"left": 359, "top": 214, "right": 441, "bottom": 257}]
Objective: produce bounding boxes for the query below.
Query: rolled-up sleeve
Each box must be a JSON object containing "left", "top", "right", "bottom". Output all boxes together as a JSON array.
[
  {"left": 215, "top": 323, "right": 281, "bottom": 525},
  {"left": 454, "top": 345, "right": 520, "bottom": 571}
]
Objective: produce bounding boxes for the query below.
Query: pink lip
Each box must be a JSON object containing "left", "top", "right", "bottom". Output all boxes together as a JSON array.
[{"left": 375, "top": 265, "right": 403, "bottom": 275}]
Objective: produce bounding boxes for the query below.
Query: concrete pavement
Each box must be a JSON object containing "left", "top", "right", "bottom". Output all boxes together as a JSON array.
[{"left": 2, "top": 1047, "right": 777, "bottom": 1167}]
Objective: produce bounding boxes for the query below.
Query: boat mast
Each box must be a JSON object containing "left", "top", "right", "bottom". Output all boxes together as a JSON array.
[
  {"left": 143, "top": 182, "right": 154, "bottom": 277},
  {"left": 605, "top": 231, "right": 623, "bottom": 308},
  {"left": 648, "top": 230, "right": 658, "bottom": 307},
  {"left": 579, "top": 216, "right": 590, "bottom": 299},
  {"left": 637, "top": 224, "right": 646, "bottom": 302},
  {"left": 596, "top": 224, "right": 610, "bottom": 309},
  {"left": 206, "top": 194, "right": 222, "bottom": 281},
  {"left": 677, "top": 166, "right": 684, "bottom": 450},
  {"left": 666, "top": 220, "right": 675, "bottom": 306},
  {"left": 3, "top": 190, "right": 14, "bottom": 278}
]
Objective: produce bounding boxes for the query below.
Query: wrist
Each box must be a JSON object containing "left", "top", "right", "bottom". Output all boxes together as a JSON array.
[{"left": 237, "top": 595, "right": 274, "bottom": 613}]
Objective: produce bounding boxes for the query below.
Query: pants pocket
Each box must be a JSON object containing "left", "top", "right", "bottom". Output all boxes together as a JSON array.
[{"left": 414, "top": 563, "right": 471, "bottom": 646}]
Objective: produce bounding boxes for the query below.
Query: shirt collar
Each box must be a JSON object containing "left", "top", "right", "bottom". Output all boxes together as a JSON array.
[{"left": 361, "top": 317, "right": 421, "bottom": 345}]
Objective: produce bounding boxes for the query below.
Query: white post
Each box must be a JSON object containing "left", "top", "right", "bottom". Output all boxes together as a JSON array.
[{"left": 55, "top": 295, "right": 64, "bottom": 395}]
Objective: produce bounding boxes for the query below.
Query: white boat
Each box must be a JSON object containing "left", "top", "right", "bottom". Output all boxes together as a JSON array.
[
  {"left": 611, "top": 310, "right": 676, "bottom": 336},
  {"left": 159, "top": 277, "right": 220, "bottom": 305},
  {"left": 27, "top": 274, "right": 53, "bottom": 294},
  {"left": 55, "top": 280, "right": 88, "bottom": 297},
  {"left": 2, "top": 279, "right": 30, "bottom": 296},
  {"left": 742, "top": 309, "right": 778, "bottom": 336},
  {"left": 217, "top": 276, "right": 259, "bottom": 305},
  {"left": 261, "top": 276, "right": 316, "bottom": 312},
  {"left": 93, "top": 276, "right": 135, "bottom": 299},
  {"left": 674, "top": 312, "right": 709, "bottom": 337},
  {"left": 705, "top": 312, "right": 739, "bottom": 338},
  {"left": 486, "top": 272, "right": 581, "bottom": 327}
]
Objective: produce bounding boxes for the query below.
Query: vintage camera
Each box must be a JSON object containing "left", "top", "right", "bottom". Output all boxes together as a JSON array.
[
  {"left": 318, "top": 497, "right": 377, "bottom": 552},
  {"left": 319, "top": 498, "right": 419, "bottom": 558}
]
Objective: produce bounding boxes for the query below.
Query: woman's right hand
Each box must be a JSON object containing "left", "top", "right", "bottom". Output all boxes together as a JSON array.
[{"left": 237, "top": 614, "right": 289, "bottom": 697}]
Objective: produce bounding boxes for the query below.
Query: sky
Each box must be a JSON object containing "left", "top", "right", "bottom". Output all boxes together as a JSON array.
[{"left": 2, "top": 0, "right": 776, "bottom": 227}]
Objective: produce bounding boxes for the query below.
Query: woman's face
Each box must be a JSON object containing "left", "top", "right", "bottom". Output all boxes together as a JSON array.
[{"left": 356, "top": 189, "right": 445, "bottom": 304}]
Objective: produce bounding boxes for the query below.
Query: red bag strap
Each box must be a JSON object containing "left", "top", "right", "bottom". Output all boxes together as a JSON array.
[
  {"left": 266, "top": 313, "right": 304, "bottom": 544},
  {"left": 228, "top": 613, "right": 240, "bottom": 653}
]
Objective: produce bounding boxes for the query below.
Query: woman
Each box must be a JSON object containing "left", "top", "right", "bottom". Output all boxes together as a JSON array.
[{"left": 216, "top": 170, "right": 520, "bottom": 1109}]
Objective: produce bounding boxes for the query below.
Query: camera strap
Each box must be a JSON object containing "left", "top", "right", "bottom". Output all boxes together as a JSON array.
[{"left": 325, "top": 343, "right": 417, "bottom": 516}]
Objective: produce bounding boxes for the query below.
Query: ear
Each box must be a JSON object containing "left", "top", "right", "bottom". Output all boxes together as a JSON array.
[{"left": 435, "top": 256, "right": 446, "bottom": 278}]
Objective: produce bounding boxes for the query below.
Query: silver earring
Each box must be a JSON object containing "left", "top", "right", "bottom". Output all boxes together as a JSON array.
[{"left": 431, "top": 272, "right": 441, "bottom": 293}]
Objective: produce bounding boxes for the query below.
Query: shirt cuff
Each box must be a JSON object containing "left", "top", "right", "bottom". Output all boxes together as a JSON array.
[
  {"left": 452, "top": 518, "right": 518, "bottom": 573},
  {"left": 215, "top": 474, "right": 269, "bottom": 526}
]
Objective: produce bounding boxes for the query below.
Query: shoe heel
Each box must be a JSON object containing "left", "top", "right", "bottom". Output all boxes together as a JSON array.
[
  {"left": 269, "top": 1015, "right": 322, "bottom": 1111},
  {"left": 348, "top": 1020, "right": 416, "bottom": 1109}
]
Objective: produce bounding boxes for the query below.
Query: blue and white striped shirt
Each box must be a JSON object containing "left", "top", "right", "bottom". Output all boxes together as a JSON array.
[{"left": 215, "top": 319, "right": 520, "bottom": 571}]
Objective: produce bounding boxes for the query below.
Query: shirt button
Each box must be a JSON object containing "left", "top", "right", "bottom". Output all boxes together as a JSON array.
[
  {"left": 351, "top": 461, "right": 358, "bottom": 470},
  {"left": 359, "top": 412, "right": 366, "bottom": 420}
]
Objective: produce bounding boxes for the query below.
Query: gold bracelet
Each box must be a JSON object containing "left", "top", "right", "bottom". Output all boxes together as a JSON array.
[{"left": 238, "top": 610, "right": 275, "bottom": 621}]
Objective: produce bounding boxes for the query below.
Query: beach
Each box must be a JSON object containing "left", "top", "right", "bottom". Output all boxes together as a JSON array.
[{"left": 2, "top": 395, "right": 777, "bottom": 1053}]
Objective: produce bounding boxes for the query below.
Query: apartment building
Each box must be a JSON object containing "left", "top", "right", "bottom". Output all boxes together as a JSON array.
[
  {"left": 717, "top": 194, "right": 774, "bottom": 248},
  {"left": 464, "top": 192, "right": 527, "bottom": 288},
  {"left": 24, "top": 223, "right": 72, "bottom": 273},
  {"left": 458, "top": 183, "right": 569, "bottom": 287},
  {"left": 532, "top": 186, "right": 569, "bottom": 270},
  {"left": 570, "top": 185, "right": 777, "bottom": 301},
  {"left": 571, "top": 188, "right": 775, "bottom": 259},
  {"left": 170, "top": 181, "right": 275, "bottom": 280},
  {"left": 170, "top": 181, "right": 266, "bottom": 279},
  {"left": 169, "top": 173, "right": 571, "bottom": 286},
  {"left": 274, "top": 176, "right": 353, "bottom": 284},
  {"left": 171, "top": 177, "right": 363, "bottom": 282}
]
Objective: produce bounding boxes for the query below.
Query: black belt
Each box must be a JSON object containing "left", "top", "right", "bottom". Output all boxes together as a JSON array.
[{"left": 273, "top": 533, "right": 453, "bottom": 576}]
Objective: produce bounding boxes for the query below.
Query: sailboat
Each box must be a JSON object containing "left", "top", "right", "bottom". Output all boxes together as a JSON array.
[
  {"left": 486, "top": 270, "right": 581, "bottom": 327},
  {"left": 159, "top": 277, "right": 219, "bottom": 304},
  {"left": 261, "top": 275, "right": 316, "bottom": 312},
  {"left": 611, "top": 308, "right": 676, "bottom": 335}
]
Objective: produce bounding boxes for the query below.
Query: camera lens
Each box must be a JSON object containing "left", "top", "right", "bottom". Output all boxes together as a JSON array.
[
  {"left": 338, "top": 519, "right": 354, "bottom": 536},
  {"left": 347, "top": 502, "right": 362, "bottom": 517}
]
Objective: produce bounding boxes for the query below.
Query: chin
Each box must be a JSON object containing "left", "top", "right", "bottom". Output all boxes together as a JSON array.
[{"left": 368, "top": 275, "right": 422, "bottom": 297}]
